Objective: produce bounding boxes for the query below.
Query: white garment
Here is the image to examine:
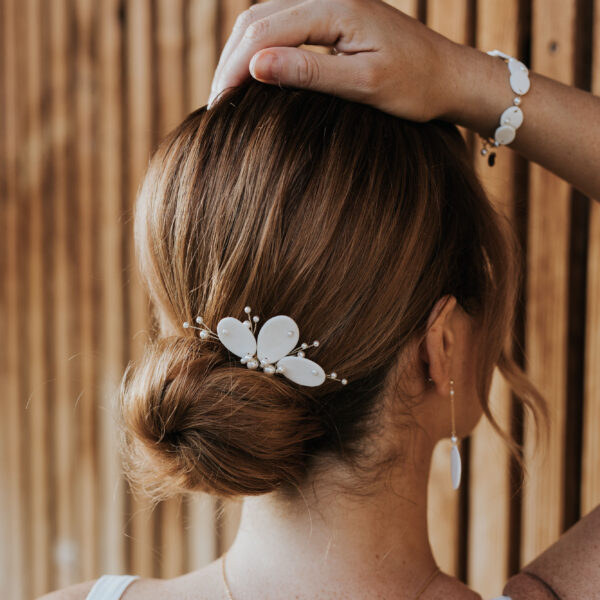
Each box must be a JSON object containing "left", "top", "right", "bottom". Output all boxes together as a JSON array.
[
  {"left": 84, "top": 575, "right": 140, "bottom": 600},
  {"left": 85, "top": 574, "right": 512, "bottom": 600}
]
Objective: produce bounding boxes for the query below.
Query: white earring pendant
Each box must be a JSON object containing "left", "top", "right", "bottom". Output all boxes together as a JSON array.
[
  {"left": 450, "top": 435, "right": 462, "bottom": 490},
  {"left": 449, "top": 379, "right": 462, "bottom": 490}
]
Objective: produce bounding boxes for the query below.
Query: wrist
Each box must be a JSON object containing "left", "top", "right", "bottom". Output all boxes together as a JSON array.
[{"left": 437, "top": 43, "right": 516, "bottom": 138}]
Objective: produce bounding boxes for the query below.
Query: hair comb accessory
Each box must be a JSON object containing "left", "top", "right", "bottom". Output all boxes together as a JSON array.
[{"left": 183, "top": 306, "right": 347, "bottom": 388}]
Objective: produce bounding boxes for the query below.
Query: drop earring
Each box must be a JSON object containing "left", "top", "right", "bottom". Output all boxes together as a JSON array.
[{"left": 449, "top": 379, "right": 462, "bottom": 490}]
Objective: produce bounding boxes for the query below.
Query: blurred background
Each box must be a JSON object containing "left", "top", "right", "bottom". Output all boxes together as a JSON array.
[{"left": 1, "top": 0, "right": 599, "bottom": 598}]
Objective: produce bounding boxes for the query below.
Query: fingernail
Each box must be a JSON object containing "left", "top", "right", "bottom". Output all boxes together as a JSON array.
[{"left": 250, "top": 52, "right": 280, "bottom": 82}]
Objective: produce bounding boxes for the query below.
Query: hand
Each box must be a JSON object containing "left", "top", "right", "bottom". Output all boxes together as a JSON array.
[{"left": 208, "top": 0, "right": 465, "bottom": 123}]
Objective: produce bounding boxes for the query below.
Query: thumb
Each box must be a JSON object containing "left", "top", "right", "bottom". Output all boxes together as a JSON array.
[{"left": 249, "top": 47, "right": 371, "bottom": 100}]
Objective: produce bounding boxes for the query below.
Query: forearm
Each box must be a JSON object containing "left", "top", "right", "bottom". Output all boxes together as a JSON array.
[{"left": 441, "top": 42, "right": 600, "bottom": 200}]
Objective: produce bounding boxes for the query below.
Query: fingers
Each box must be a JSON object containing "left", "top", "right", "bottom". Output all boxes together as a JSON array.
[
  {"left": 248, "top": 47, "right": 375, "bottom": 100},
  {"left": 209, "top": 1, "right": 350, "bottom": 107},
  {"left": 210, "top": 0, "right": 302, "bottom": 101}
]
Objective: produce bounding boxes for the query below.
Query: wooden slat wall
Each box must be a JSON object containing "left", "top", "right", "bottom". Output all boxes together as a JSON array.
[
  {"left": 467, "top": 2, "right": 521, "bottom": 595},
  {"left": 1, "top": 1, "right": 597, "bottom": 598},
  {"left": 521, "top": 0, "right": 575, "bottom": 565},
  {"left": 582, "top": 0, "right": 600, "bottom": 518},
  {"left": 422, "top": 0, "right": 469, "bottom": 579}
]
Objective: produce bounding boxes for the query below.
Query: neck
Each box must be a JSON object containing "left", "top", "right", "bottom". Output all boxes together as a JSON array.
[{"left": 225, "top": 429, "right": 442, "bottom": 599}]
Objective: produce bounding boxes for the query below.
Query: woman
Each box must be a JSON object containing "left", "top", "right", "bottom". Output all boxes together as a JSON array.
[{"left": 42, "top": 1, "right": 600, "bottom": 599}]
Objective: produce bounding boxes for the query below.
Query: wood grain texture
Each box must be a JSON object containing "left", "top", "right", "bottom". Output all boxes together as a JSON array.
[
  {"left": 74, "top": 0, "right": 100, "bottom": 582},
  {"left": 2, "top": 1, "right": 28, "bottom": 596},
  {"left": 125, "top": 0, "right": 156, "bottom": 578},
  {"left": 521, "top": 0, "right": 576, "bottom": 567},
  {"left": 97, "top": 0, "right": 126, "bottom": 575},
  {"left": 467, "top": 1, "right": 521, "bottom": 593},
  {"left": 187, "top": 0, "right": 218, "bottom": 110},
  {"left": 0, "top": 0, "right": 596, "bottom": 596},
  {"left": 49, "top": 0, "right": 80, "bottom": 588},
  {"left": 423, "top": 0, "right": 471, "bottom": 578},
  {"left": 25, "top": 0, "right": 52, "bottom": 594},
  {"left": 581, "top": 0, "right": 600, "bottom": 518}
]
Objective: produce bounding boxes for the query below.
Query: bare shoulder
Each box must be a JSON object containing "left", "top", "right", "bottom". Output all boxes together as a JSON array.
[
  {"left": 502, "top": 573, "right": 555, "bottom": 600},
  {"left": 36, "top": 560, "right": 221, "bottom": 600},
  {"left": 36, "top": 579, "right": 97, "bottom": 600}
]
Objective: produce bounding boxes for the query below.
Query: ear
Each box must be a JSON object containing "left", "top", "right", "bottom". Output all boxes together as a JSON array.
[{"left": 419, "top": 296, "right": 457, "bottom": 397}]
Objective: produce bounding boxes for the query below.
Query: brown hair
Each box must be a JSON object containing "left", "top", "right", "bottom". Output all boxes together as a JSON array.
[{"left": 119, "top": 80, "right": 548, "bottom": 500}]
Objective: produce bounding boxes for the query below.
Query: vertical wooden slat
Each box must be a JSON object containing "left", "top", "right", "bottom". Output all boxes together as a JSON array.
[
  {"left": 156, "top": 0, "right": 187, "bottom": 578},
  {"left": 50, "top": 0, "right": 80, "bottom": 588},
  {"left": 75, "top": 0, "right": 100, "bottom": 581},
  {"left": 219, "top": 0, "right": 250, "bottom": 51},
  {"left": 98, "top": 0, "right": 126, "bottom": 574},
  {"left": 521, "top": 0, "right": 575, "bottom": 566},
  {"left": 25, "top": 0, "right": 51, "bottom": 594},
  {"left": 422, "top": 0, "right": 470, "bottom": 579},
  {"left": 125, "top": 0, "right": 156, "bottom": 578},
  {"left": 157, "top": 0, "right": 186, "bottom": 133},
  {"left": 468, "top": 373, "right": 512, "bottom": 593},
  {"left": 582, "top": 0, "right": 600, "bottom": 516},
  {"left": 0, "top": 0, "right": 7, "bottom": 588},
  {"left": 2, "top": 0, "right": 27, "bottom": 596},
  {"left": 187, "top": 0, "right": 218, "bottom": 110},
  {"left": 467, "top": 1, "right": 521, "bottom": 593}
]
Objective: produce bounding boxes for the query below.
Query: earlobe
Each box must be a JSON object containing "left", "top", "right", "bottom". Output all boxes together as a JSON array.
[{"left": 421, "top": 296, "right": 457, "bottom": 395}]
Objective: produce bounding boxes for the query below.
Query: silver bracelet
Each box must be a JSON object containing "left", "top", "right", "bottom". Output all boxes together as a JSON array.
[{"left": 480, "top": 49, "right": 531, "bottom": 166}]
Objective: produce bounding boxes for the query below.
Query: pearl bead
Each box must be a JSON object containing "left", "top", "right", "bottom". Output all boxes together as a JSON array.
[
  {"left": 260, "top": 359, "right": 269, "bottom": 367},
  {"left": 195, "top": 316, "right": 203, "bottom": 324},
  {"left": 200, "top": 330, "right": 209, "bottom": 339},
  {"left": 276, "top": 366, "right": 285, "bottom": 374},
  {"left": 247, "top": 359, "right": 259, "bottom": 369},
  {"left": 297, "top": 351, "right": 305, "bottom": 358},
  {"left": 264, "top": 365, "right": 275, "bottom": 375},
  {"left": 514, "top": 96, "right": 521, "bottom": 105},
  {"left": 330, "top": 372, "right": 337, "bottom": 379},
  {"left": 313, "top": 341, "right": 319, "bottom": 347},
  {"left": 244, "top": 306, "right": 251, "bottom": 313},
  {"left": 183, "top": 322, "right": 190, "bottom": 328},
  {"left": 244, "top": 320, "right": 251, "bottom": 328},
  {"left": 240, "top": 355, "right": 249, "bottom": 364},
  {"left": 301, "top": 343, "right": 308, "bottom": 349},
  {"left": 451, "top": 435, "right": 458, "bottom": 444},
  {"left": 252, "top": 316, "right": 259, "bottom": 322},
  {"left": 481, "top": 148, "right": 488, "bottom": 156},
  {"left": 341, "top": 379, "right": 348, "bottom": 385}
]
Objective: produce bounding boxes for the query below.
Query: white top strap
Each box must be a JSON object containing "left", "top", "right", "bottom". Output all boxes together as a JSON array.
[{"left": 85, "top": 575, "right": 140, "bottom": 600}]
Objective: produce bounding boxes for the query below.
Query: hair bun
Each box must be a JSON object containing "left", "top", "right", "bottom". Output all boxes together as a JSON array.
[{"left": 118, "top": 336, "right": 326, "bottom": 498}]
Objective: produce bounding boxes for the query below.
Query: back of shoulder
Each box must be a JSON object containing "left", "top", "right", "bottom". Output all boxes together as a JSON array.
[{"left": 37, "top": 579, "right": 97, "bottom": 600}]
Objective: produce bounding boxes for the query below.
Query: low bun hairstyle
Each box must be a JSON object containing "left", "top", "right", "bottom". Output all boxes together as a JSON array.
[
  {"left": 121, "top": 336, "right": 326, "bottom": 497},
  {"left": 119, "top": 80, "right": 548, "bottom": 500}
]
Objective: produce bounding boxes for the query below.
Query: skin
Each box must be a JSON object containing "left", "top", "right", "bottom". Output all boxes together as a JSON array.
[{"left": 42, "top": 0, "right": 600, "bottom": 597}]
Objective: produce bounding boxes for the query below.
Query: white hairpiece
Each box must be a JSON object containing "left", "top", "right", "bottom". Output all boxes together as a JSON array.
[{"left": 183, "top": 306, "right": 347, "bottom": 388}]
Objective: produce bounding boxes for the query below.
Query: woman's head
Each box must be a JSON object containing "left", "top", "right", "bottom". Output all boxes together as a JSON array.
[{"left": 119, "top": 80, "right": 546, "bottom": 500}]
